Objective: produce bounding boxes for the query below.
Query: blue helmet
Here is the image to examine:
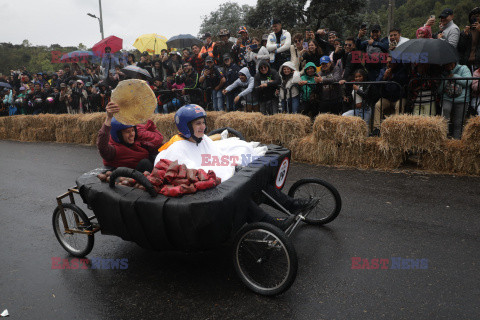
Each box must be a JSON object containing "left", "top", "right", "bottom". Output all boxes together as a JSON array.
[
  {"left": 175, "top": 104, "right": 207, "bottom": 139},
  {"left": 110, "top": 117, "right": 135, "bottom": 144}
]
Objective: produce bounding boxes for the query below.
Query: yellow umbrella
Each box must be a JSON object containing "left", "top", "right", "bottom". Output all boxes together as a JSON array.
[{"left": 133, "top": 33, "right": 168, "bottom": 55}]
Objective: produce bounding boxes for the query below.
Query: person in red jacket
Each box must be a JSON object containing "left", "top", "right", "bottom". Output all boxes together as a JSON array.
[{"left": 96, "top": 101, "right": 164, "bottom": 172}]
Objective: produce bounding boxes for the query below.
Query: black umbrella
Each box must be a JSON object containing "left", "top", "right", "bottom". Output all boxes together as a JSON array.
[
  {"left": 0, "top": 82, "right": 12, "bottom": 89},
  {"left": 392, "top": 38, "right": 459, "bottom": 65},
  {"left": 121, "top": 66, "right": 152, "bottom": 80},
  {"left": 167, "top": 34, "right": 203, "bottom": 49}
]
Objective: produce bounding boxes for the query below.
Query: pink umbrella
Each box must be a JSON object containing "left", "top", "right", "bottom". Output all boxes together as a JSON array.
[{"left": 92, "top": 35, "right": 123, "bottom": 56}]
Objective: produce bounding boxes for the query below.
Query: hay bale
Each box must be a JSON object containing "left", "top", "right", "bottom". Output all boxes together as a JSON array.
[
  {"left": 20, "top": 128, "right": 57, "bottom": 142},
  {"left": 312, "top": 114, "right": 367, "bottom": 145},
  {"left": 289, "top": 135, "right": 339, "bottom": 164},
  {"left": 206, "top": 111, "right": 226, "bottom": 132},
  {"left": 214, "top": 112, "right": 265, "bottom": 142},
  {"left": 420, "top": 139, "right": 480, "bottom": 175},
  {"left": 76, "top": 113, "right": 104, "bottom": 145},
  {"left": 380, "top": 114, "right": 447, "bottom": 153},
  {"left": 356, "top": 137, "right": 403, "bottom": 169},
  {"left": 262, "top": 114, "right": 312, "bottom": 145},
  {"left": 152, "top": 113, "right": 177, "bottom": 140},
  {"left": 461, "top": 116, "right": 480, "bottom": 152}
]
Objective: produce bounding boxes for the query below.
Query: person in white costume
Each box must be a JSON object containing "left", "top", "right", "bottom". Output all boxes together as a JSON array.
[{"left": 154, "top": 104, "right": 317, "bottom": 230}]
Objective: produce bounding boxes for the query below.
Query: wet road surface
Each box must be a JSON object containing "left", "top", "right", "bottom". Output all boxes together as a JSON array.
[{"left": 0, "top": 140, "right": 479, "bottom": 319}]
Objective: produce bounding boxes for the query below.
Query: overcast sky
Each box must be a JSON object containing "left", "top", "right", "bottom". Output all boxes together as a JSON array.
[{"left": 0, "top": 0, "right": 258, "bottom": 49}]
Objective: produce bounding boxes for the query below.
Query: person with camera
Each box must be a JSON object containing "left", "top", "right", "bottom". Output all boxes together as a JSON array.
[
  {"left": 221, "top": 54, "right": 241, "bottom": 111},
  {"left": 199, "top": 32, "right": 216, "bottom": 61},
  {"left": 266, "top": 19, "right": 292, "bottom": 72},
  {"left": 232, "top": 26, "right": 252, "bottom": 68},
  {"left": 458, "top": 7, "right": 480, "bottom": 69},
  {"left": 254, "top": 61, "right": 281, "bottom": 115},
  {"left": 432, "top": 8, "right": 460, "bottom": 48},
  {"left": 356, "top": 24, "right": 389, "bottom": 81},
  {"left": 314, "top": 29, "right": 336, "bottom": 56},
  {"left": 245, "top": 36, "right": 270, "bottom": 73},
  {"left": 199, "top": 56, "right": 226, "bottom": 111},
  {"left": 28, "top": 82, "right": 46, "bottom": 115},
  {"left": 388, "top": 28, "right": 409, "bottom": 51}
]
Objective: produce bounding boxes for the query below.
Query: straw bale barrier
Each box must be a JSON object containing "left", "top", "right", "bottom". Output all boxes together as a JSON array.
[
  {"left": 288, "top": 135, "right": 338, "bottom": 164},
  {"left": 419, "top": 140, "right": 480, "bottom": 175},
  {"left": 313, "top": 114, "right": 367, "bottom": 145},
  {"left": 380, "top": 115, "right": 447, "bottom": 153},
  {"left": 214, "top": 112, "right": 265, "bottom": 141},
  {"left": 461, "top": 116, "right": 480, "bottom": 152},
  {"left": 151, "top": 113, "right": 176, "bottom": 140},
  {"left": 262, "top": 114, "right": 312, "bottom": 145}
]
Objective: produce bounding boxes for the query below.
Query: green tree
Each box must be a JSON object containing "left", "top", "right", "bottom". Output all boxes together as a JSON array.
[{"left": 199, "top": 2, "right": 253, "bottom": 38}]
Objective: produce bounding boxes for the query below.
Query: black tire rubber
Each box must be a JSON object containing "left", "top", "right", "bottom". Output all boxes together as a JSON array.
[
  {"left": 52, "top": 203, "right": 94, "bottom": 257},
  {"left": 207, "top": 127, "right": 245, "bottom": 141},
  {"left": 288, "top": 178, "right": 342, "bottom": 225},
  {"left": 233, "top": 222, "right": 298, "bottom": 296},
  {"left": 109, "top": 167, "right": 157, "bottom": 197}
]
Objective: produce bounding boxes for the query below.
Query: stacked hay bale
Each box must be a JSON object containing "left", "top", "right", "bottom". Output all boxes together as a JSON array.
[
  {"left": 151, "top": 113, "right": 176, "bottom": 140},
  {"left": 214, "top": 112, "right": 265, "bottom": 141},
  {"left": 419, "top": 116, "right": 480, "bottom": 175},
  {"left": 205, "top": 111, "right": 225, "bottom": 133},
  {"left": 54, "top": 114, "right": 82, "bottom": 144},
  {"left": 19, "top": 114, "right": 58, "bottom": 142},
  {"left": 261, "top": 114, "right": 311, "bottom": 145},
  {"left": 0, "top": 115, "right": 27, "bottom": 140}
]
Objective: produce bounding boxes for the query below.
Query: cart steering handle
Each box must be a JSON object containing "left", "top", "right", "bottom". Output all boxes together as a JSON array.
[{"left": 109, "top": 167, "right": 157, "bottom": 197}]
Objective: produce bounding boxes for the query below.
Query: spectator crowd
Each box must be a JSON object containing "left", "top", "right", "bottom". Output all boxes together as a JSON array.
[{"left": 2, "top": 7, "right": 480, "bottom": 138}]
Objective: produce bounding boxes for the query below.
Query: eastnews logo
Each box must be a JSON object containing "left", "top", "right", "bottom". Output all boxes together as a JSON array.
[
  {"left": 351, "top": 257, "right": 428, "bottom": 270},
  {"left": 51, "top": 257, "right": 128, "bottom": 270},
  {"left": 201, "top": 154, "right": 278, "bottom": 167}
]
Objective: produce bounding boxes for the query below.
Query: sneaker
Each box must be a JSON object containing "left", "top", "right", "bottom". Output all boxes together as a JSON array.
[
  {"left": 370, "top": 128, "right": 380, "bottom": 137},
  {"left": 289, "top": 198, "right": 318, "bottom": 215}
]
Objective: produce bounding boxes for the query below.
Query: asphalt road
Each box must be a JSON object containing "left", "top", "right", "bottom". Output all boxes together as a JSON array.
[{"left": 0, "top": 140, "right": 479, "bottom": 320}]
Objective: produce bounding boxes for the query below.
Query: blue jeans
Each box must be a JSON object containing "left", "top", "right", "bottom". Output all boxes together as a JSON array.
[
  {"left": 342, "top": 108, "right": 371, "bottom": 124},
  {"left": 281, "top": 96, "right": 300, "bottom": 113},
  {"left": 212, "top": 89, "right": 224, "bottom": 111},
  {"left": 225, "top": 92, "right": 236, "bottom": 111}
]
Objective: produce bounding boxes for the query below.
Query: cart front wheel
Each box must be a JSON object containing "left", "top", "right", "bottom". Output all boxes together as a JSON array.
[
  {"left": 288, "top": 178, "right": 342, "bottom": 225},
  {"left": 233, "top": 222, "right": 297, "bottom": 296},
  {"left": 52, "top": 203, "right": 94, "bottom": 257}
]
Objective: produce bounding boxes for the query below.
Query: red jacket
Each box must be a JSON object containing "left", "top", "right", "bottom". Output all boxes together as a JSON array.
[{"left": 97, "top": 120, "right": 164, "bottom": 169}]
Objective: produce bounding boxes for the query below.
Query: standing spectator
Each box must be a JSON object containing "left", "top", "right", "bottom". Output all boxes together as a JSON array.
[
  {"left": 317, "top": 56, "right": 343, "bottom": 114},
  {"left": 179, "top": 62, "right": 202, "bottom": 105},
  {"left": 438, "top": 62, "right": 472, "bottom": 139},
  {"left": 127, "top": 53, "right": 137, "bottom": 66},
  {"left": 189, "top": 44, "right": 205, "bottom": 74},
  {"left": 471, "top": 65, "right": 480, "bottom": 115},
  {"left": 199, "top": 56, "right": 226, "bottom": 111},
  {"left": 213, "top": 29, "right": 234, "bottom": 65},
  {"left": 356, "top": 24, "right": 389, "bottom": 81},
  {"left": 199, "top": 32, "right": 216, "bottom": 61},
  {"left": 267, "top": 19, "right": 292, "bottom": 72},
  {"left": 290, "top": 33, "right": 306, "bottom": 72},
  {"left": 3, "top": 89, "right": 15, "bottom": 116},
  {"left": 254, "top": 61, "right": 281, "bottom": 115},
  {"left": 232, "top": 26, "right": 252, "bottom": 68},
  {"left": 86, "top": 83, "right": 101, "bottom": 113},
  {"left": 223, "top": 67, "right": 257, "bottom": 112},
  {"left": 298, "top": 62, "right": 322, "bottom": 117},
  {"left": 28, "top": 83, "right": 45, "bottom": 115},
  {"left": 221, "top": 54, "right": 241, "bottom": 111},
  {"left": 436, "top": 8, "right": 460, "bottom": 48},
  {"left": 58, "top": 83, "right": 71, "bottom": 114},
  {"left": 314, "top": 30, "right": 336, "bottom": 56},
  {"left": 246, "top": 36, "right": 270, "bottom": 73},
  {"left": 416, "top": 26, "right": 433, "bottom": 39},
  {"left": 458, "top": 7, "right": 480, "bottom": 69},
  {"left": 301, "top": 40, "right": 323, "bottom": 68},
  {"left": 408, "top": 64, "right": 439, "bottom": 116},
  {"left": 15, "top": 87, "right": 27, "bottom": 115},
  {"left": 101, "top": 47, "right": 120, "bottom": 80},
  {"left": 341, "top": 37, "right": 364, "bottom": 81},
  {"left": 278, "top": 61, "right": 301, "bottom": 113},
  {"left": 151, "top": 60, "right": 164, "bottom": 80},
  {"left": 371, "top": 55, "right": 409, "bottom": 136},
  {"left": 137, "top": 51, "right": 153, "bottom": 75},
  {"left": 388, "top": 28, "right": 409, "bottom": 51},
  {"left": 71, "top": 80, "right": 88, "bottom": 114},
  {"left": 182, "top": 48, "right": 192, "bottom": 62},
  {"left": 163, "top": 52, "right": 182, "bottom": 78}
]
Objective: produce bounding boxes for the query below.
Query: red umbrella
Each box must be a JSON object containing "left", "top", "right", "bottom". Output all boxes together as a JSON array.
[{"left": 92, "top": 35, "right": 123, "bottom": 56}]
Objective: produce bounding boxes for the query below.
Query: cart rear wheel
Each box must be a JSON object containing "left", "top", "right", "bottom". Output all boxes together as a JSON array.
[
  {"left": 288, "top": 178, "right": 341, "bottom": 225},
  {"left": 52, "top": 203, "right": 94, "bottom": 257},
  {"left": 233, "top": 222, "right": 297, "bottom": 296}
]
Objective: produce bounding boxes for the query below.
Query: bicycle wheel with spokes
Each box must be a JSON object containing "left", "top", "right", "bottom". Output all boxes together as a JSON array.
[
  {"left": 288, "top": 178, "right": 342, "bottom": 225},
  {"left": 233, "top": 222, "right": 298, "bottom": 296},
  {"left": 52, "top": 203, "right": 94, "bottom": 257}
]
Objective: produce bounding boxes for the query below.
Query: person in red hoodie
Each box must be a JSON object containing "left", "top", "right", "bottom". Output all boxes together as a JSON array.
[{"left": 96, "top": 101, "right": 164, "bottom": 172}]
